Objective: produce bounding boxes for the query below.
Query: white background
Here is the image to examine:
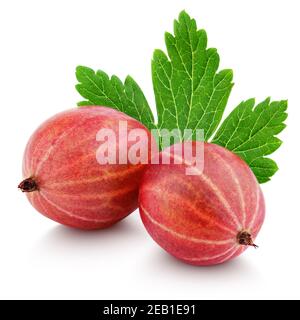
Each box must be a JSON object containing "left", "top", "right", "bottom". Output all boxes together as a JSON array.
[{"left": 0, "top": 0, "right": 299, "bottom": 300}]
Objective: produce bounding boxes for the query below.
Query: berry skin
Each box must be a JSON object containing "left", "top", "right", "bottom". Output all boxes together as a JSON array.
[
  {"left": 19, "top": 106, "right": 152, "bottom": 229},
  {"left": 139, "top": 142, "right": 265, "bottom": 265}
]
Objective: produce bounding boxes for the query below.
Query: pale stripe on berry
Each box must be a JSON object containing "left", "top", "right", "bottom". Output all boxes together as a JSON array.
[
  {"left": 46, "top": 165, "right": 143, "bottom": 188},
  {"left": 211, "top": 151, "right": 246, "bottom": 227},
  {"left": 217, "top": 246, "right": 241, "bottom": 264},
  {"left": 144, "top": 185, "right": 236, "bottom": 236},
  {"left": 165, "top": 152, "right": 242, "bottom": 229},
  {"left": 141, "top": 205, "right": 234, "bottom": 245},
  {"left": 181, "top": 244, "right": 238, "bottom": 262},
  {"left": 248, "top": 186, "right": 261, "bottom": 230},
  {"left": 42, "top": 184, "right": 136, "bottom": 200},
  {"left": 34, "top": 117, "right": 95, "bottom": 175},
  {"left": 39, "top": 191, "right": 114, "bottom": 223}
]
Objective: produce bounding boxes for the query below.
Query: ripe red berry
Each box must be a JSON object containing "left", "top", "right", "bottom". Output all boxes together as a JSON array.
[
  {"left": 19, "top": 106, "right": 152, "bottom": 229},
  {"left": 139, "top": 142, "right": 265, "bottom": 265}
]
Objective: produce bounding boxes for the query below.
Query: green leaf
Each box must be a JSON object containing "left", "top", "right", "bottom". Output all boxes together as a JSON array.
[
  {"left": 212, "top": 98, "right": 288, "bottom": 183},
  {"left": 75, "top": 66, "right": 155, "bottom": 130},
  {"left": 250, "top": 158, "right": 278, "bottom": 183},
  {"left": 152, "top": 10, "right": 233, "bottom": 141},
  {"left": 75, "top": 11, "right": 288, "bottom": 183}
]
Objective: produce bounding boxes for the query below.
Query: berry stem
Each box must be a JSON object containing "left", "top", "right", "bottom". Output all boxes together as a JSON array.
[
  {"left": 18, "top": 177, "right": 38, "bottom": 192},
  {"left": 237, "top": 231, "right": 258, "bottom": 248}
]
